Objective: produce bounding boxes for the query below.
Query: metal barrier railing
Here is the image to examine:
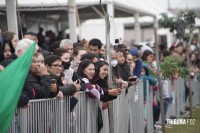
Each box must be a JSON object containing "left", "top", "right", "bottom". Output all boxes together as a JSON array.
[
  {"left": 167, "top": 78, "right": 200, "bottom": 119},
  {"left": 146, "top": 81, "right": 154, "bottom": 133},
  {"left": 7, "top": 78, "right": 200, "bottom": 133},
  {"left": 7, "top": 93, "right": 98, "bottom": 133},
  {"left": 100, "top": 81, "right": 145, "bottom": 133}
]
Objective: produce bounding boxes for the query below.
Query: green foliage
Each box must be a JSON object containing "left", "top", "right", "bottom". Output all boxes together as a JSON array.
[
  {"left": 159, "top": 10, "right": 196, "bottom": 41},
  {"left": 159, "top": 55, "right": 189, "bottom": 79}
]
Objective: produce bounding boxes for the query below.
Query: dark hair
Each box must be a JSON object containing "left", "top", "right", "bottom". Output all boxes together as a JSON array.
[
  {"left": 162, "top": 50, "right": 171, "bottom": 58},
  {"left": 89, "top": 38, "right": 102, "bottom": 49},
  {"left": 176, "top": 42, "right": 184, "bottom": 48},
  {"left": 0, "top": 39, "right": 15, "bottom": 61},
  {"left": 73, "top": 42, "right": 82, "bottom": 49},
  {"left": 76, "top": 59, "right": 94, "bottom": 78},
  {"left": 116, "top": 50, "right": 127, "bottom": 61},
  {"left": 81, "top": 53, "right": 99, "bottom": 61},
  {"left": 24, "top": 32, "right": 37, "bottom": 37},
  {"left": 93, "top": 60, "right": 109, "bottom": 80},
  {"left": 141, "top": 50, "right": 154, "bottom": 61},
  {"left": 114, "top": 44, "right": 127, "bottom": 52},
  {"left": 169, "top": 46, "right": 175, "bottom": 53},
  {"left": 53, "top": 48, "right": 68, "bottom": 57},
  {"left": 49, "top": 41, "right": 61, "bottom": 52},
  {"left": 60, "top": 71, "right": 65, "bottom": 77},
  {"left": 73, "top": 46, "right": 85, "bottom": 57},
  {"left": 45, "top": 55, "right": 61, "bottom": 66},
  {"left": 2, "top": 31, "right": 15, "bottom": 40}
]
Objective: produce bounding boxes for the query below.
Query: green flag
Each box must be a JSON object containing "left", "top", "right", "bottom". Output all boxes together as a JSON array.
[{"left": 0, "top": 44, "right": 35, "bottom": 133}]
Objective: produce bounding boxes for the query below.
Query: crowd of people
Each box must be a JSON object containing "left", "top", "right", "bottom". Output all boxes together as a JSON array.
[{"left": 0, "top": 27, "right": 200, "bottom": 132}]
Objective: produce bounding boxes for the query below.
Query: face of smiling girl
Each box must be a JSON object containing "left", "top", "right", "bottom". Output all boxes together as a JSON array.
[
  {"left": 83, "top": 63, "right": 95, "bottom": 79},
  {"left": 99, "top": 64, "right": 108, "bottom": 79}
]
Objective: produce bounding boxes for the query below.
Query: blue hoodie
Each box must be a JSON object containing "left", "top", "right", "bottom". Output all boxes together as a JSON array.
[{"left": 140, "top": 63, "right": 157, "bottom": 101}]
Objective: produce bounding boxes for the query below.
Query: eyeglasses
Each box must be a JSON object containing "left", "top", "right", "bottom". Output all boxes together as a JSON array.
[
  {"left": 127, "top": 59, "right": 133, "bottom": 61},
  {"left": 33, "top": 60, "right": 44, "bottom": 64},
  {"left": 51, "top": 64, "right": 63, "bottom": 68}
]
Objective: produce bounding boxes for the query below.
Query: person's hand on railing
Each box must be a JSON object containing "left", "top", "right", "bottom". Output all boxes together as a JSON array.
[
  {"left": 22, "top": 102, "right": 30, "bottom": 108},
  {"left": 108, "top": 88, "right": 121, "bottom": 96},
  {"left": 122, "top": 81, "right": 128, "bottom": 88},
  {"left": 73, "top": 80, "right": 81, "bottom": 92},
  {"left": 73, "top": 92, "right": 79, "bottom": 99},
  {"left": 56, "top": 91, "right": 63, "bottom": 99}
]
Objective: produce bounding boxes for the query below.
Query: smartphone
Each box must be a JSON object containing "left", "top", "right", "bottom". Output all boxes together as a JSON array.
[
  {"left": 115, "top": 39, "right": 119, "bottom": 44},
  {"left": 51, "top": 79, "right": 57, "bottom": 84},
  {"left": 128, "top": 77, "right": 137, "bottom": 82}
]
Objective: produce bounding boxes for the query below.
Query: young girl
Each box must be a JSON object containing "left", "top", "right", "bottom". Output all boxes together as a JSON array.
[{"left": 76, "top": 59, "right": 104, "bottom": 99}]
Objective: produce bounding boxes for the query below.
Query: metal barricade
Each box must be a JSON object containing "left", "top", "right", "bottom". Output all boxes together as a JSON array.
[
  {"left": 146, "top": 81, "right": 154, "bottom": 133},
  {"left": 7, "top": 93, "right": 98, "bottom": 133},
  {"left": 100, "top": 81, "right": 145, "bottom": 133},
  {"left": 191, "top": 78, "right": 200, "bottom": 107},
  {"left": 8, "top": 79, "right": 199, "bottom": 133},
  {"left": 177, "top": 78, "right": 186, "bottom": 114},
  {"left": 128, "top": 81, "right": 144, "bottom": 133},
  {"left": 167, "top": 79, "right": 176, "bottom": 118}
]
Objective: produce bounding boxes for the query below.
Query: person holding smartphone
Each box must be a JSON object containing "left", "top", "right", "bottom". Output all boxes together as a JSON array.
[{"left": 93, "top": 60, "right": 121, "bottom": 102}]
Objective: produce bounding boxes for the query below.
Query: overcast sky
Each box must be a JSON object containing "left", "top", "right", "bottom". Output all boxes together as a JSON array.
[{"left": 153, "top": 0, "right": 200, "bottom": 9}]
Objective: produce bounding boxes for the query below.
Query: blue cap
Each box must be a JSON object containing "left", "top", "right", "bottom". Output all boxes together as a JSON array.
[{"left": 129, "top": 48, "right": 138, "bottom": 55}]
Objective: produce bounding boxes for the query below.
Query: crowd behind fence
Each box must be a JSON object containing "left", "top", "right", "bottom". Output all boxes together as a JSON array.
[{"left": 8, "top": 78, "right": 200, "bottom": 133}]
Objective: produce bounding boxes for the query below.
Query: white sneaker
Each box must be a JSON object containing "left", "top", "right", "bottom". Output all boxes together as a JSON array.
[{"left": 155, "top": 124, "right": 162, "bottom": 129}]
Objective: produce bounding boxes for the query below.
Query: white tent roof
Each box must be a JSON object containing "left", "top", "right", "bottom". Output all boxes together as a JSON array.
[{"left": 0, "top": 0, "right": 157, "bottom": 17}]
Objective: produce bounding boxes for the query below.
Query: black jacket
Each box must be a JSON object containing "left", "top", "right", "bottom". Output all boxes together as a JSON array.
[
  {"left": 118, "top": 62, "right": 130, "bottom": 81},
  {"left": 27, "top": 74, "right": 51, "bottom": 98},
  {"left": 49, "top": 71, "right": 78, "bottom": 111},
  {"left": 18, "top": 73, "right": 51, "bottom": 107},
  {"left": 95, "top": 79, "right": 117, "bottom": 102},
  {"left": 50, "top": 73, "right": 77, "bottom": 96}
]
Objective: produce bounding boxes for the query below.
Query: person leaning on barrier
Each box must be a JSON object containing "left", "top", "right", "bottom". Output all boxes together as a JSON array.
[
  {"left": 16, "top": 38, "right": 47, "bottom": 107},
  {"left": 18, "top": 52, "right": 51, "bottom": 107},
  {"left": 45, "top": 55, "right": 64, "bottom": 98},
  {"left": 140, "top": 63, "right": 157, "bottom": 101},
  {"left": 53, "top": 48, "right": 83, "bottom": 93},
  {"left": 129, "top": 48, "right": 142, "bottom": 78},
  {"left": 116, "top": 50, "right": 131, "bottom": 81},
  {"left": 93, "top": 60, "right": 121, "bottom": 102},
  {"left": 27, "top": 52, "right": 50, "bottom": 97},
  {"left": 76, "top": 59, "right": 103, "bottom": 99},
  {"left": 111, "top": 50, "right": 129, "bottom": 89},
  {"left": 45, "top": 55, "right": 79, "bottom": 111}
]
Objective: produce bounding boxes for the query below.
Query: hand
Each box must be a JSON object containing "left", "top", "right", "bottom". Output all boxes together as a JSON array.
[
  {"left": 0, "top": 65, "right": 4, "bottom": 71},
  {"left": 122, "top": 81, "right": 128, "bottom": 88},
  {"left": 56, "top": 91, "right": 63, "bottom": 99},
  {"left": 22, "top": 102, "right": 30, "bottom": 108},
  {"left": 51, "top": 83, "right": 57, "bottom": 93},
  {"left": 108, "top": 88, "right": 121, "bottom": 96},
  {"left": 73, "top": 92, "right": 79, "bottom": 98},
  {"left": 62, "top": 80, "right": 67, "bottom": 85},
  {"left": 73, "top": 80, "right": 81, "bottom": 92},
  {"left": 39, "top": 64, "right": 49, "bottom": 75},
  {"left": 115, "top": 78, "right": 122, "bottom": 84}
]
